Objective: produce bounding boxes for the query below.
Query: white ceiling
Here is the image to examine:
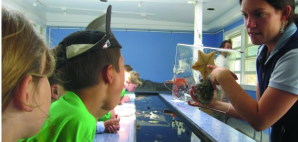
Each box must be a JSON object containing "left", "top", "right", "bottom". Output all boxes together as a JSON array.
[{"left": 3, "top": 0, "right": 245, "bottom": 33}]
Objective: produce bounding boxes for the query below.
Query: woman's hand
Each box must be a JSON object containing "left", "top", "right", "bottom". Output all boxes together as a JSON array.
[
  {"left": 188, "top": 65, "right": 237, "bottom": 108},
  {"left": 187, "top": 85, "right": 202, "bottom": 107},
  {"left": 207, "top": 65, "right": 238, "bottom": 88}
]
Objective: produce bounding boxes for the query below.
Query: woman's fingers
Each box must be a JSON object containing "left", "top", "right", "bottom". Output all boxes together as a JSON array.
[
  {"left": 207, "top": 64, "right": 217, "bottom": 69},
  {"left": 187, "top": 100, "right": 201, "bottom": 107},
  {"left": 207, "top": 64, "right": 238, "bottom": 83},
  {"left": 189, "top": 85, "right": 199, "bottom": 103},
  {"left": 230, "top": 71, "right": 238, "bottom": 80}
]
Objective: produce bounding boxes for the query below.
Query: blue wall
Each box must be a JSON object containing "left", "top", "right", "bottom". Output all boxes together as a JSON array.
[
  {"left": 225, "top": 19, "right": 244, "bottom": 31},
  {"left": 203, "top": 34, "right": 219, "bottom": 47},
  {"left": 48, "top": 28, "right": 198, "bottom": 83},
  {"left": 48, "top": 27, "right": 82, "bottom": 47},
  {"left": 114, "top": 31, "right": 194, "bottom": 83},
  {"left": 46, "top": 21, "right": 243, "bottom": 84}
]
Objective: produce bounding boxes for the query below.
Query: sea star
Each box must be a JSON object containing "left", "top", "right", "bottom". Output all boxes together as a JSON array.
[{"left": 192, "top": 50, "right": 216, "bottom": 81}]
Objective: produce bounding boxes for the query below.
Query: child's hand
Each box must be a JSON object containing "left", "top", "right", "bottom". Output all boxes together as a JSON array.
[
  {"left": 106, "top": 125, "right": 119, "bottom": 133},
  {"left": 119, "top": 99, "right": 124, "bottom": 105},
  {"left": 114, "top": 114, "right": 120, "bottom": 122},
  {"left": 104, "top": 116, "right": 120, "bottom": 133},
  {"left": 123, "top": 95, "right": 130, "bottom": 102}
]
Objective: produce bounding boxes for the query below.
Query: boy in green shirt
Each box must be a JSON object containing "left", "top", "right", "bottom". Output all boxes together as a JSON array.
[{"left": 21, "top": 5, "right": 124, "bottom": 142}]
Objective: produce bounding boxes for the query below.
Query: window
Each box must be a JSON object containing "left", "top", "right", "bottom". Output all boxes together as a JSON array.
[
  {"left": 228, "top": 34, "right": 242, "bottom": 84},
  {"left": 224, "top": 24, "right": 259, "bottom": 88},
  {"left": 243, "top": 31, "right": 258, "bottom": 85}
]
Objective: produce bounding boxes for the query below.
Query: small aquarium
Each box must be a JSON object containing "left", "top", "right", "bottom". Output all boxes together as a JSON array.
[{"left": 172, "top": 44, "right": 240, "bottom": 105}]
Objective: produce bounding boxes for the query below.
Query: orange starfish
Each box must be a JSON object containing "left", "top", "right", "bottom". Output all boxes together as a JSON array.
[{"left": 192, "top": 50, "right": 216, "bottom": 81}]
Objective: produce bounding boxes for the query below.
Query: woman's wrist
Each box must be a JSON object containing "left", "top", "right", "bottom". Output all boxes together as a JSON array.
[{"left": 207, "top": 99, "right": 219, "bottom": 109}]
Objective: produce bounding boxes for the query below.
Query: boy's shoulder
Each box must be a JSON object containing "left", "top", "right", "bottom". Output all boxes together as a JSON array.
[
  {"left": 19, "top": 91, "right": 97, "bottom": 142},
  {"left": 51, "top": 91, "right": 95, "bottom": 121}
]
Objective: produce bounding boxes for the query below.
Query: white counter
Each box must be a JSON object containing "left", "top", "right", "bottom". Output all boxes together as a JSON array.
[{"left": 93, "top": 93, "right": 136, "bottom": 142}]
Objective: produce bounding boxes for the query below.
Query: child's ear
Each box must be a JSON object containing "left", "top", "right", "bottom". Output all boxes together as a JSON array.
[
  {"left": 103, "top": 64, "right": 113, "bottom": 84},
  {"left": 51, "top": 84, "right": 59, "bottom": 100},
  {"left": 13, "top": 75, "right": 34, "bottom": 112}
]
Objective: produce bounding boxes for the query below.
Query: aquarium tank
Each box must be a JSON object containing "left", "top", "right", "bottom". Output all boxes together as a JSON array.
[{"left": 172, "top": 43, "right": 240, "bottom": 104}]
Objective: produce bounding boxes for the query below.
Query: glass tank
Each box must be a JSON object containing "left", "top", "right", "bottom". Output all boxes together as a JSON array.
[{"left": 172, "top": 44, "right": 240, "bottom": 105}]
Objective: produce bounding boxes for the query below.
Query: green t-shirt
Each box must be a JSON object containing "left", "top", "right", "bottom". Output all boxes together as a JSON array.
[
  {"left": 98, "top": 111, "right": 111, "bottom": 122},
  {"left": 121, "top": 89, "right": 126, "bottom": 98},
  {"left": 20, "top": 91, "right": 96, "bottom": 142}
]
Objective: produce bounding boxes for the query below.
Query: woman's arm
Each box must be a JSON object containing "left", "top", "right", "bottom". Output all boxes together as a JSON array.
[{"left": 211, "top": 66, "right": 298, "bottom": 131}]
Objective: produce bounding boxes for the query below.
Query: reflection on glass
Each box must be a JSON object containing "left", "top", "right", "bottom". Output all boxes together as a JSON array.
[{"left": 228, "top": 48, "right": 241, "bottom": 59}]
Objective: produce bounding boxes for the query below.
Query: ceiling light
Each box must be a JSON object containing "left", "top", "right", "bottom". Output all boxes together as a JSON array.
[
  {"left": 100, "top": 0, "right": 107, "bottom": 2},
  {"left": 207, "top": 8, "right": 215, "bottom": 10},
  {"left": 187, "top": 0, "right": 196, "bottom": 4},
  {"left": 33, "top": 0, "right": 37, "bottom": 6},
  {"left": 138, "top": 1, "right": 142, "bottom": 8}
]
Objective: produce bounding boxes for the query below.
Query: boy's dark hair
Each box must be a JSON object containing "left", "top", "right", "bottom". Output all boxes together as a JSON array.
[
  {"left": 54, "top": 5, "right": 122, "bottom": 92},
  {"left": 124, "top": 65, "right": 133, "bottom": 72},
  {"left": 48, "top": 73, "right": 62, "bottom": 86},
  {"left": 129, "top": 71, "right": 143, "bottom": 86},
  {"left": 219, "top": 39, "right": 232, "bottom": 48},
  {"left": 55, "top": 44, "right": 120, "bottom": 92}
]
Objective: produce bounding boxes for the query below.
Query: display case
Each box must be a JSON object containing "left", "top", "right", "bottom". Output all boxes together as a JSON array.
[{"left": 172, "top": 43, "right": 240, "bottom": 104}]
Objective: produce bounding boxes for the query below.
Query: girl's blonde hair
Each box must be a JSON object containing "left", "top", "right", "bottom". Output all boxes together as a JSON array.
[
  {"left": 129, "top": 71, "right": 142, "bottom": 86},
  {"left": 2, "top": 8, "right": 55, "bottom": 112}
]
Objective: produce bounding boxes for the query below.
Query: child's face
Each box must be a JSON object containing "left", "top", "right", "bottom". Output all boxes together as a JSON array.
[
  {"left": 30, "top": 54, "right": 52, "bottom": 135},
  {"left": 124, "top": 71, "right": 130, "bottom": 87},
  {"left": 106, "top": 54, "right": 125, "bottom": 109},
  {"left": 126, "top": 83, "right": 138, "bottom": 92}
]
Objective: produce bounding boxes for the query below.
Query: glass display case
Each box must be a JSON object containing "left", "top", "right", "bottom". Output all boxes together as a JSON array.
[{"left": 172, "top": 43, "right": 239, "bottom": 104}]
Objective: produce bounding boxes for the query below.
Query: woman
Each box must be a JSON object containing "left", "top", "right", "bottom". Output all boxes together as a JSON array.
[
  {"left": 2, "top": 8, "right": 55, "bottom": 141},
  {"left": 188, "top": 0, "right": 298, "bottom": 141}
]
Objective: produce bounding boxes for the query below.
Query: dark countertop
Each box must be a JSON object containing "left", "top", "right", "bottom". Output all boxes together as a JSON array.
[
  {"left": 159, "top": 93, "right": 256, "bottom": 142},
  {"left": 93, "top": 92, "right": 256, "bottom": 142}
]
